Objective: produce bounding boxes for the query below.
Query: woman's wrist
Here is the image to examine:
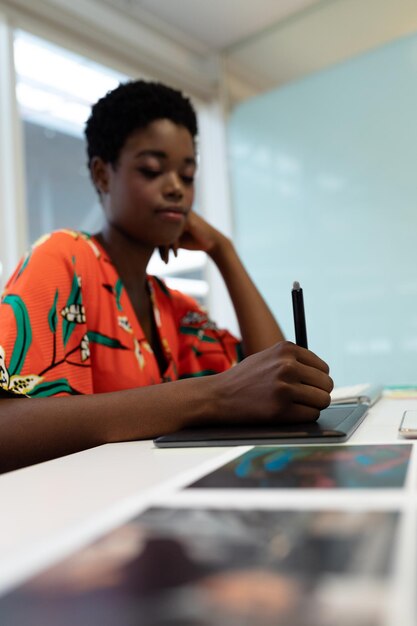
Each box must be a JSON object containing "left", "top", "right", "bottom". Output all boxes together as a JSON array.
[
  {"left": 207, "top": 234, "right": 234, "bottom": 265},
  {"left": 176, "top": 373, "right": 224, "bottom": 428}
]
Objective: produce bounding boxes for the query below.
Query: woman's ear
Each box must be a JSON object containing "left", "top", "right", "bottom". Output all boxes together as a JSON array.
[{"left": 90, "top": 157, "right": 110, "bottom": 195}]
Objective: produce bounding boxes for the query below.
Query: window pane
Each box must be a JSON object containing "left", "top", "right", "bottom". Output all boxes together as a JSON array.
[
  {"left": 15, "top": 31, "right": 128, "bottom": 244},
  {"left": 22, "top": 121, "right": 103, "bottom": 241}
]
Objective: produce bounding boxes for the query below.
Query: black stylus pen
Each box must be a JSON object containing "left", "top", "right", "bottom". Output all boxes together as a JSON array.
[{"left": 292, "top": 281, "right": 308, "bottom": 349}]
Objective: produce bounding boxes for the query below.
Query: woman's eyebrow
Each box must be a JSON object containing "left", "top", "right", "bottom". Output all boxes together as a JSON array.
[
  {"left": 135, "top": 149, "right": 166, "bottom": 159},
  {"left": 134, "top": 150, "right": 196, "bottom": 165}
]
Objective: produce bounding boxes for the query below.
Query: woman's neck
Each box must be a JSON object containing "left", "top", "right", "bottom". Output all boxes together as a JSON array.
[{"left": 94, "top": 224, "right": 154, "bottom": 292}]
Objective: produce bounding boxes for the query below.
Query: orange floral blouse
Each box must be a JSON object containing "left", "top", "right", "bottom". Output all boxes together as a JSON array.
[{"left": 0, "top": 230, "right": 242, "bottom": 398}]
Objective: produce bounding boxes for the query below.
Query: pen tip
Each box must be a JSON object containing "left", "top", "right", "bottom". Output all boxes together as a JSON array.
[{"left": 293, "top": 281, "right": 301, "bottom": 290}]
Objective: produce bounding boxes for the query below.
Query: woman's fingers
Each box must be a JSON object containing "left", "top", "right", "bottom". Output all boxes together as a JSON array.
[
  {"left": 273, "top": 344, "right": 333, "bottom": 394},
  {"left": 218, "top": 341, "right": 334, "bottom": 426},
  {"left": 289, "top": 382, "right": 332, "bottom": 410},
  {"left": 296, "top": 362, "right": 334, "bottom": 394},
  {"left": 158, "top": 246, "right": 169, "bottom": 264},
  {"left": 292, "top": 343, "right": 330, "bottom": 374},
  {"left": 158, "top": 244, "right": 180, "bottom": 262},
  {"left": 281, "top": 404, "right": 323, "bottom": 423}
]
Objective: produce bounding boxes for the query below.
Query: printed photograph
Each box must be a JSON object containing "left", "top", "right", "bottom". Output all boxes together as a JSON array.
[
  {"left": 0, "top": 507, "right": 399, "bottom": 626},
  {"left": 188, "top": 444, "right": 412, "bottom": 489}
]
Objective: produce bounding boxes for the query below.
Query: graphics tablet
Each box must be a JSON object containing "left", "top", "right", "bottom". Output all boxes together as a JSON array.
[{"left": 154, "top": 403, "right": 368, "bottom": 448}]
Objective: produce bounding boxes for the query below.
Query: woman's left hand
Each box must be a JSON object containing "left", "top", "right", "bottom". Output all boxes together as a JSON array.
[{"left": 159, "top": 212, "right": 228, "bottom": 263}]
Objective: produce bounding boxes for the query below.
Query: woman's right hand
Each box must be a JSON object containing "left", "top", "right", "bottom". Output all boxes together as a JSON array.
[{"left": 214, "top": 341, "right": 333, "bottom": 425}]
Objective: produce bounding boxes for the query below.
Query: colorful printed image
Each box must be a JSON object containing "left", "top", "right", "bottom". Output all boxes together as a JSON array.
[
  {"left": 0, "top": 508, "right": 398, "bottom": 626},
  {"left": 188, "top": 444, "right": 412, "bottom": 489}
]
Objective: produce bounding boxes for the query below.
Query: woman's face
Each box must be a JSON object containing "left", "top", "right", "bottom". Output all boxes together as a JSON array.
[{"left": 97, "top": 119, "right": 196, "bottom": 248}]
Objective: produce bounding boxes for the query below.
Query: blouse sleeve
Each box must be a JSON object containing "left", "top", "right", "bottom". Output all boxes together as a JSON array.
[
  {"left": 0, "top": 233, "right": 94, "bottom": 398},
  {"left": 167, "top": 285, "right": 243, "bottom": 379}
]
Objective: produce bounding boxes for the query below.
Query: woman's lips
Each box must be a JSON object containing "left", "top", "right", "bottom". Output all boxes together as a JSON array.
[{"left": 154, "top": 208, "right": 186, "bottom": 222}]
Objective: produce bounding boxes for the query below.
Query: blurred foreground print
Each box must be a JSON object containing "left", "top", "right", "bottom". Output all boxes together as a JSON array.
[
  {"left": 188, "top": 444, "right": 412, "bottom": 489},
  {"left": 0, "top": 508, "right": 398, "bottom": 626}
]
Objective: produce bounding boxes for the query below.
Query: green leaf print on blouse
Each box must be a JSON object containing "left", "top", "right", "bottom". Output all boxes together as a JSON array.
[
  {"left": 28, "top": 378, "right": 81, "bottom": 397},
  {"left": 48, "top": 289, "right": 59, "bottom": 333},
  {"left": 115, "top": 279, "right": 123, "bottom": 311},
  {"left": 87, "top": 331, "right": 128, "bottom": 350},
  {"left": 0, "top": 295, "right": 44, "bottom": 395},
  {"left": 16, "top": 251, "right": 32, "bottom": 278},
  {"left": 179, "top": 326, "right": 217, "bottom": 343},
  {"left": 179, "top": 311, "right": 219, "bottom": 343},
  {"left": 2, "top": 294, "right": 32, "bottom": 375},
  {"left": 61, "top": 270, "right": 84, "bottom": 347},
  {"left": 102, "top": 279, "right": 124, "bottom": 312}
]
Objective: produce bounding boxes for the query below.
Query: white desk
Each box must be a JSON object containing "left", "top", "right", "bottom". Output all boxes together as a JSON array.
[{"left": 0, "top": 397, "right": 416, "bottom": 623}]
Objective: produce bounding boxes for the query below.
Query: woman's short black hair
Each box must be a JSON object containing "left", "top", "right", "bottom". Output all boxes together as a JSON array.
[{"left": 85, "top": 80, "right": 198, "bottom": 168}]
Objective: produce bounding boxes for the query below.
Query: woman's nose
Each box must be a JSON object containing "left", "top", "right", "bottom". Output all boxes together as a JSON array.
[{"left": 163, "top": 173, "right": 183, "bottom": 199}]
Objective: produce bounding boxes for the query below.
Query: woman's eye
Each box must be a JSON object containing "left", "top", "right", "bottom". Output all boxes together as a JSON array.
[
  {"left": 139, "top": 168, "right": 161, "bottom": 179},
  {"left": 181, "top": 175, "right": 195, "bottom": 186}
]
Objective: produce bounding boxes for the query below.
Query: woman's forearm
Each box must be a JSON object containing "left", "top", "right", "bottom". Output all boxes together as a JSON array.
[
  {"left": 0, "top": 342, "right": 333, "bottom": 473},
  {"left": 0, "top": 376, "right": 218, "bottom": 473},
  {"left": 209, "top": 237, "right": 285, "bottom": 355}
]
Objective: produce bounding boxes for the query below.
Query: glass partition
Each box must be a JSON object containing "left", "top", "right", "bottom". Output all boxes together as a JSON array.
[{"left": 228, "top": 31, "right": 417, "bottom": 385}]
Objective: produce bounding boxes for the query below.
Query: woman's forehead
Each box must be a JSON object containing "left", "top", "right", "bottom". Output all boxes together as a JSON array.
[{"left": 123, "top": 119, "right": 195, "bottom": 156}]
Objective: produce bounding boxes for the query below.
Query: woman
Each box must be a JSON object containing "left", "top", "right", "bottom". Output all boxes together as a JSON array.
[{"left": 0, "top": 80, "right": 333, "bottom": 472}]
